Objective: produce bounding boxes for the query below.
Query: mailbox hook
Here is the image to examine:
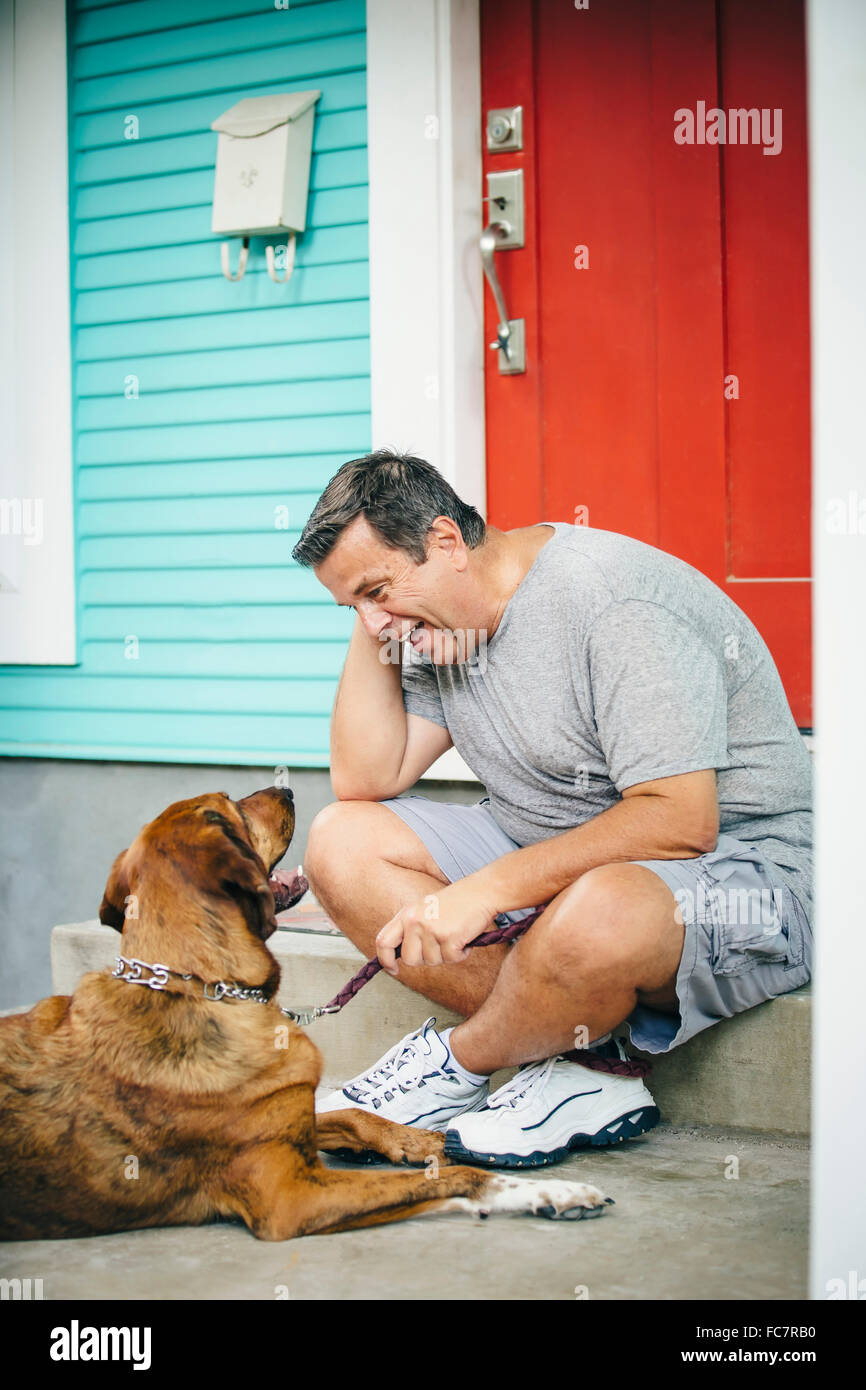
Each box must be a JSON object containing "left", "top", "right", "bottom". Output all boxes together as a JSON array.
[
  {"left": 266, "top": 234, "right": 296, "bottom": 284},
  {"left": 220, "top": 236, "right": 250, "bottom": 282}
]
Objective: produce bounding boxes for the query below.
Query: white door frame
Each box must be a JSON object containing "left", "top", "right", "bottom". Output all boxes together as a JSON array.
[
  {"left": 366, "top": 0, "right": 485, "bottom": 783},
  {"left": 366, "top": 0, "right": 486, "bottom": 514}
]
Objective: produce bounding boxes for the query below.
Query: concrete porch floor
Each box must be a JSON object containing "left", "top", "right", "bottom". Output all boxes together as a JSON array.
[{"left": 0, "top": 1119, "right": 808, "bottom": 1301}]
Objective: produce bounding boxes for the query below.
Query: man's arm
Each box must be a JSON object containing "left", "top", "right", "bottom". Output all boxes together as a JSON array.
[
  {"left": 329, "top": 615, "right": 452, "bottom": 800},
  {"left": 476, "top": 596, "right": 726, "bottom": 908},
  {"left": 471, "top": 768, "right": 719, "bottom": 915},
  {"left": 375, "top": 769, "right": 719, "bottom": 971},
  {"left": 375, "top": 597, "right": 728, "bottom": 969}
]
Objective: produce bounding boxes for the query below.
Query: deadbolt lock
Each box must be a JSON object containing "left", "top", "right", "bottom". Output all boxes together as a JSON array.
[{"left": 486, "top": 106, "right": 523, "bottom": 152}]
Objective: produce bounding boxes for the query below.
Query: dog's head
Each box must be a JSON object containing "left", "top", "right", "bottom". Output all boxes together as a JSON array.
[{"left": 99, "top": 787, "right": 299, "bottom": 987}]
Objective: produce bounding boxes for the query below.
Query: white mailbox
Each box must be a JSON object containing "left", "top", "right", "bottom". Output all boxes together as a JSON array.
[{"left": 211, "top": 90, "right": 321, "bottom": 281}]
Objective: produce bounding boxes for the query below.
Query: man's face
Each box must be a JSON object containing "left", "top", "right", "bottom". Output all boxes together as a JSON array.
[{"left": 314, "top": 515, "right": 475, "bottom": 664}]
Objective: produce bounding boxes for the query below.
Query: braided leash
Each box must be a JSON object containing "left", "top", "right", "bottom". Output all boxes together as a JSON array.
[
  {"left": 321, "top": 907, "right": 546, "bottom": 1011},
  {"left": 298, "top": 899, "right": 652, "bottom": 1080}
]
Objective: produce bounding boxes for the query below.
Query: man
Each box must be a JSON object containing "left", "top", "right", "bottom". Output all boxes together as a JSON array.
[{"left": 292, "top": 449, "right": 812, "bottom": 1168}]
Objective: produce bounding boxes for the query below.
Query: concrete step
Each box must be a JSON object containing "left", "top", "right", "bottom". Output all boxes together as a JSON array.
[{"left": 51, "top": 911, "right": 811, "bottom": 1135}]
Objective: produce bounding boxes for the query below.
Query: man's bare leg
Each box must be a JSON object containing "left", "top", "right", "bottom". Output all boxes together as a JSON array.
[
  {"left": 304, "top": 800, "right": 507, "bottom": 1019},
  {"left": 305, "top": 803, "right": 685, "bottom": 1069},
  {"left": 445, "top": 863, "right": 685, "bottom": 1075}
]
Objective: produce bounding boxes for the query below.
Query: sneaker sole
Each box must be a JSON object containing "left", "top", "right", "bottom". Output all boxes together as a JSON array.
[{"left": 442, "top": 1104, "right": 661, "bottom": 1169}]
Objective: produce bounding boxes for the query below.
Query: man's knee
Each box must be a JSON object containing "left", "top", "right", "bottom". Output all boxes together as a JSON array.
[
  {"left": 304, "top": 798, "right": 447, "bottom": 898},
  {"left": 539, "top": 862, "right": 682, "bottom": 963},
  {"left": 304, "top": 799, "right": 381, "bottom": 895}
]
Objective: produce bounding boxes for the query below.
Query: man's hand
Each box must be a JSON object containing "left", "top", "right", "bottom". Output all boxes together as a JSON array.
[{"left": 375, "top": 877, "right": 500, "bottom": 975}]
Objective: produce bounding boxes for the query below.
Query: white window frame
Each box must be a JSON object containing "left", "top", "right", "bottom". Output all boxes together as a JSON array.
[
  {"left": 0, "top": 0, "right": 76, "bottom": 663},
  {"left": 366, "top": 0, "right": 485, "bottom": 781}
]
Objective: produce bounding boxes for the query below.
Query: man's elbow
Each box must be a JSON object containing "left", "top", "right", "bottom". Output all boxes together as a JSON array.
[
  {"left": 331, "top": 777, "right": 380, "bottom": 803},
  {"left": 661, "top": 801, "right": 718, "bottom": 856},
  {"left": 330, "top": 768, "right": 402, "bottom": 802},
  {"left": 684, "top": 813, "right": 719, "bottom": 856},
  {"left": 624, "top": 770, "right": 720, "bottom": 859},
  {"left": 694, "top": 827, "right": 719, "bottom": 855}
]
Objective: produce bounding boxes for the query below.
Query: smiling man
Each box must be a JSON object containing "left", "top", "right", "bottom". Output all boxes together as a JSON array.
[{"left": 292, "top": 449, "right": 812, "bottom": 1168}]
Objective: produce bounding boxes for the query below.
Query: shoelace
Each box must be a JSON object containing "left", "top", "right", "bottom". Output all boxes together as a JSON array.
[
  {"left": 343, "top": 1019, "right": 444, "bottom": 1105},
  {"left": 486, "top": 1057, "right": 559, "bottom": 1112}
]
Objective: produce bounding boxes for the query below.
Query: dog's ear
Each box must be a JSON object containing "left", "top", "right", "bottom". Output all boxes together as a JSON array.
[
  {"left": 99, "top": 849, "right": 131, "bottom": 932},
  {"left": 202, "top": 810, "right": 277, "bottom": 942}
]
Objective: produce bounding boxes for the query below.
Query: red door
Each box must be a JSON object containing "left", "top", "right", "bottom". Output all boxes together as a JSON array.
[{"left": 481, "top": 0, "right": 812, "bottom": 726}]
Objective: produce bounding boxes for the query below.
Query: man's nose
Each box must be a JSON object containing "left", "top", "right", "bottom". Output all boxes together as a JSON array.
[{"left": 357, "top": 603, "right": 392, "bottom": 638}]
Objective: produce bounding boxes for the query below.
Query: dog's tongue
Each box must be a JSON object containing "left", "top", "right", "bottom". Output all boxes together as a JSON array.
[{"left": 268, "top": 868, "right": 309, "bottom": 912}]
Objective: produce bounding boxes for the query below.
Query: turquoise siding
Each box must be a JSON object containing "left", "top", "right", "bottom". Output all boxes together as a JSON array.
[{"left": 0, "top": 0, "right": 367, "bottom": 766}]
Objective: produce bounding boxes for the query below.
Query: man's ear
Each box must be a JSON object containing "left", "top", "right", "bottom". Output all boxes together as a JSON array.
[
  {"left": 99, "top": 850, "right": 131, "bottom": 932},
  {"left": 202, "top": 811, "right": 277, "bottom": 942}
]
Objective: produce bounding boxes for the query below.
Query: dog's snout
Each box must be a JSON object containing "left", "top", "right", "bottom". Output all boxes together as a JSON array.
[{"left": 281, "top": 786, "right": 294, "bottom": 803}]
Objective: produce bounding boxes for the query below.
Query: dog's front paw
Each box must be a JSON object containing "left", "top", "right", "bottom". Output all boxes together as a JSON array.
[{"left": 384, "top": 1126, "right": 450, "bottom": 1167}]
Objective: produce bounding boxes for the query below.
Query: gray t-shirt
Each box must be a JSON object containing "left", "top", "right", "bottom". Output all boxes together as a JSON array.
[{"left": 400, "top": 521, "right": 812, "bottom": 921}]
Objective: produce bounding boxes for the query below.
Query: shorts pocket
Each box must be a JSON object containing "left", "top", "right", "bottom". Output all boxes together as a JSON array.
[{"left": 700, "top": 844, "right": 806, "bottom": 978}]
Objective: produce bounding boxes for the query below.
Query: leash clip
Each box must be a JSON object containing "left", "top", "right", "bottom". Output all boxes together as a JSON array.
[{"left": 279, "top": 1003, "right": 341, "bottom": 1026}]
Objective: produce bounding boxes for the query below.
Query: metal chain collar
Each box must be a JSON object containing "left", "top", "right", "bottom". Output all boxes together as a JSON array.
[{"left": 111, "top": 953, "right": 337, "bottom": 1024}]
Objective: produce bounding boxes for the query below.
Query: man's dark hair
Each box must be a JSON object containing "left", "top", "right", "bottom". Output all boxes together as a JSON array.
[{"left": 291, "top": 448, "right": 487, "bottom": 567}]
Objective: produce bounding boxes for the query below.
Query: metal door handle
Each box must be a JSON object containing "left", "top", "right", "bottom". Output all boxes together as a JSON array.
[{"left": 480, "top": 221, "right": 526, "bottom": 374}]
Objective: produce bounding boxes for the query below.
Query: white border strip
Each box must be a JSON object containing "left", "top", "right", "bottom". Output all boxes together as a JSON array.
[
  {"left": 807, "top": 0, "right": 866, "bottom": 1300},
  {"left": 0, "top": 0, "right": 76, "bottom": 663}
]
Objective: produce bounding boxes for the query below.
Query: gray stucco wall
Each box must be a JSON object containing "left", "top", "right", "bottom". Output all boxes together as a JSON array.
[{"left": 0, "top": 760, "right": 482, "bottom": 1010}]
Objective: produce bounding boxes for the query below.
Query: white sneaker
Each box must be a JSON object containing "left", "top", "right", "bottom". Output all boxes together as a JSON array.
[
  {"left": 443, "top": 1044, "right": 659, "bottom": 1168},
  {"left": 316, "top": 1016, "right": 490, "bottom": 1132}
]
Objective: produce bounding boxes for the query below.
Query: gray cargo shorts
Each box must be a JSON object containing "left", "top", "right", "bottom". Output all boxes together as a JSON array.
[{"left": 380, "top": 794, "right": 812, "bottom": 1056}]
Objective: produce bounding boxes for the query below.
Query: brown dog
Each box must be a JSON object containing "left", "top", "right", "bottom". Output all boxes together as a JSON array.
[{"left": 0, "top": 787, "right": 611, "bottom": 1241}]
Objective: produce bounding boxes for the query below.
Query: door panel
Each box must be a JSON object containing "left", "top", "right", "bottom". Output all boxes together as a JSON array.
[
  {"left": 480, "top": 0, "right": 812, "bottom": 724},
  {"left": 720, "top": 0, "right": 811, "bottom": 581}
]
